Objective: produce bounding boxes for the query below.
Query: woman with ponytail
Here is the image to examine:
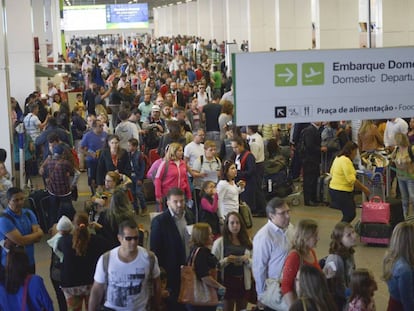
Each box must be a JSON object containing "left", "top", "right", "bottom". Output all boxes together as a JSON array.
[{"left": 57, "top": 212, "right": 110, "bottom": 311}]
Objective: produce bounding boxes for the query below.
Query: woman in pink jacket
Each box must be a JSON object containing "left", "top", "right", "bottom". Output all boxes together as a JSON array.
[{"left": 154, "top": 142, "right": 192, "bottom": 210}]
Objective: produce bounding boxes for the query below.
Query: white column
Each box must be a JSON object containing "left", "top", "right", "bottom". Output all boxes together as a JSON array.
[
  {"left": 225, "top": 0, "right": 249, "bottom": 45},
  {"left": 32, "top": 0, "right": 47, "bottom": 64},
  {"left": 317, "top": 0, "right": 359, "bottom": 49},
  {"left": 153, "top": 8, "right": 160, "bottom": 37},
  {"left": 165, "top": 6, "right": 174, "bottom": 37},
  {"left": 171, "top": 5, "right": 179, "bottom": 36},
  {"left": 0, "top": 1, "right": 13, "bottom": 174},
  {"left": 5, "top": 0, "right": 35, "bottom": 105},
  {"left": 278, "top": 0, "right": 312, "bottom": 50},
  {"left": 248, "top": 0, "right": 277, "bottom": 52},
  {"left": 186, "top": 1, "right": 197, "bottom": 36},
  {"left": 382, "top": 0, "right": 414, "bottom": 46},
  {"left": 197, "top": 0, "right": 211, "bottom": 39},
  {"left": 210, "top": 0, "right": 226, "bottom": 43},
  {"left": 51, "top": 0, "right": 61, "bottom": 61},
  {"left": 177, "top": 3, "right": 187, "bottom": 36}
]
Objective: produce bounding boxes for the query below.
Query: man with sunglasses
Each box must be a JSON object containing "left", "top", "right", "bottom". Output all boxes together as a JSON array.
[{"left": 89, "top": 219, "right": 161, "bottom": 311}]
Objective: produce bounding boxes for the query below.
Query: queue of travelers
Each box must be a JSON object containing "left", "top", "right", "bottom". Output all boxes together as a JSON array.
[{"left": 2, "top": 33, "right": 414, "bottom": 311}]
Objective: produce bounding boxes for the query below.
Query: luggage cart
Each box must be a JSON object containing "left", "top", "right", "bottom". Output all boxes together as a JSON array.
[{"left": 357, "top": 169, "right": 386, "bottom": 202}]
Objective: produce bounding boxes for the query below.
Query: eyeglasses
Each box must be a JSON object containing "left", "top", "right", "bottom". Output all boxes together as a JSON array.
[
  {"left": 124, "top": 236, "right": 139, "bottom": 241},
  {"left": 275, "top": 210, "right": 290, "bottom": 217}
]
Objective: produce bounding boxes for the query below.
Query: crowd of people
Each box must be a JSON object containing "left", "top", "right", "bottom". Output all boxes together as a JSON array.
[{"left": 0, "top": 33, "right": 414, "bottom": 311}]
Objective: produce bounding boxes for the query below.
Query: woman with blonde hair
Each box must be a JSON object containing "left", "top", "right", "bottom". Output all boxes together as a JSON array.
[
  {"left": 281, "top": 219, "right": 321, "bottom": 307},
  {"left": 357, "top": 120, "right": 383, "bottom": 152},
  {"left": 58, "top": 212, "right": 109, "bottom": 310},
  {"left": 390, "top": 132, "right": 414, "bottom": 218},
  {"left": 154, "top": 142, "right": 192, "bottom": 210},
  {"left": 187, "top": 222, "right": 226, "bottom": 311},
  {"left": 96, "top": 188, "right": 136, "bottom": 248},
  {"left": 383, "top": 221, "right": 414, "bottom": 310}
]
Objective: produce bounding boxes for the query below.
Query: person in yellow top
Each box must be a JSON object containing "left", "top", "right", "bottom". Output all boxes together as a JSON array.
[
  {"left": 329, "top": 142, "right": 370, "bottom": 223},
  {"left": 74, "top": 93, "right": 86, "bottom": 119}
]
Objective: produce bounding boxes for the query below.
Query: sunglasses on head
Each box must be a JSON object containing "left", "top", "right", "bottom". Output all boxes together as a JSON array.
[{"left": 124, "top": 236, "right": 139, "bottom": 241}]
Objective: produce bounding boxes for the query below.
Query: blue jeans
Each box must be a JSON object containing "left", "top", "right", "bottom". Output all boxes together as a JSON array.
[{"left": 397, "top": 176, "right": 414, "bottom": 216}]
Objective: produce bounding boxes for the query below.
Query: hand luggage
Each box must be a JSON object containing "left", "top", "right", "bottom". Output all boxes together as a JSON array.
[
  {"left": 387, "top": 197, "right": 404, "bottom": 228},
  {"left": 316, "top": 173, "right": 331, "bottom": 205},
  {"left": 359, "top": 222, "right": 392, "bottom": 245},
  {"left": 142, "top": 179, "right": 155, "bottom": 202},
  {"left": 361, "top": 196, "right": 390, "bottom": 224},
  {"left": 27, "top": 189, "right": 50, "bottom": 232}
]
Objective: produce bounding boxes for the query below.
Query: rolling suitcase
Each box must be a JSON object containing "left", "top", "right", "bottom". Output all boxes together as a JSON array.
[
  {"left": 316, "top": 173, "right": 331, "bottom": 205},
  {"left": 143, "top": 179, "right": 155, "bottom": 202},
  {"left": 387, "top": 197, "right": 404, "bottom": 228},
  {"left": 360, "top": 222, "right": 392, "bottom": 245},
  {"left": 28, "top": 189, "right": 50, "bottom": 233}
]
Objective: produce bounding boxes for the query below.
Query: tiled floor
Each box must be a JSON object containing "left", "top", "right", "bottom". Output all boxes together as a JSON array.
[{"left": 33, "top": 173, "right": 390, "bottom": 310}]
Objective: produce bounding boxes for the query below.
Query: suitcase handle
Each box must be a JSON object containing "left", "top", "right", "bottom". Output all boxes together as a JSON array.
[{"left": 369, "top": 195, "right": 384, "bottom": 203}]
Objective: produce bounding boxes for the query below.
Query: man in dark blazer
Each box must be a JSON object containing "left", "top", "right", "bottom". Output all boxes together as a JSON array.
[{"left": 150, "top": 187, "right": 189, "bottom": 311}]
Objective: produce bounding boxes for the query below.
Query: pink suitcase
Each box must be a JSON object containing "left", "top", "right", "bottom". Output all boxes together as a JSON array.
[
  {"left": 360, "top": 236, "right": 390, "bottom": 245},
  {"left": 361, "top": 196, "right": 390, "bottom": 224}
]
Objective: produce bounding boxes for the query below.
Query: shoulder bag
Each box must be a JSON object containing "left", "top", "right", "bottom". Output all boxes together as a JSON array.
[{"left": 178, "top": 247, "right": 219, "bottom": 306}]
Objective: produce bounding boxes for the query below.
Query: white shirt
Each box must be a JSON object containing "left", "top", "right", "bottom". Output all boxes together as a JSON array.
[
  {"left": 252, "top": 220, "right": 294, "bottom": 297},
  {"left": 248, "top": 132, "right": 265, "bottom": 163},
  {"left": 384, "top": 118, "right": 409, "bottom": 147},
  {"left": 216, "top": 179, "right": 243, "bottom": 219},
  {"left": 183, "top": 141, "right": 204, "bottom": 169},
  {"left": 94, "top": 246, "right": 160, "bottom": 311}
]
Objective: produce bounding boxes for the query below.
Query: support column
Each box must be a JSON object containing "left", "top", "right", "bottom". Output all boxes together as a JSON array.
[
  {"left": 382, "top": 0, "right": 414, "bottom": 46},
  {"left": 278, "top": 0, "right": 312, "bottom": 50},
  {"left": 248, "top": 0, "right": 277, "bottom": 52},
  {"left": 177, "top": 3, "right": 187, "bottom": 36},
  {"left": 225, "top": 0, "right": 249, "bottom": 45},
  {"left": 317, "top": 0, "right": 359, "bottom": 49},
  {"left": 33, "top": 0, "right": 47, "bottom": 64},
  {"left": 165, "top": 6, "right": 174, "bottom": 37},
  {"left": 198, "top": 0, "right": 211, "bottom": 40},
  {"left": 210, "top": 0, "right": 226, "bottom": 43},
  {"left": 0, "top": 1, "right": 13, "bottom": 174},
  {"left": 186, "top": 1, "right": 197, "bottom": 36},
  {"left": 5, "top": 0, "right": 35, "bottom": 105},
  {"left": 171, "top": 5, "right": 180, "bottom": 37}
]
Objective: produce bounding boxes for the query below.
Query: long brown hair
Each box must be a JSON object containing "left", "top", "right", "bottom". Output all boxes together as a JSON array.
[
  {"left": 72, "top": 212, "right": 90, "bottom": 256},
  {"left": 222, "top": 212, "right": 252, "bottom": 250},
  {"left": 5, "top": 248, "right": 30, "bottom": 294},
  {"left": 292, "top": 219, "right": 318, "bottom": 257},
  {"left": 329, "top": 222, "right": 355, "bottom": 258}
]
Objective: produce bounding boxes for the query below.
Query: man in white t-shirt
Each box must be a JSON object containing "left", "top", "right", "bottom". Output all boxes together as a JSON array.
[
  {"left": 89, "top": 219, "right": 161, "bottom": 311},
  {"left": 184, "top": 128, "right": 205, "bottom": 170}
]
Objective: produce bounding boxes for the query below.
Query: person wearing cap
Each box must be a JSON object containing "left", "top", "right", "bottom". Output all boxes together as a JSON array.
[
  {"left": 115, "top": 110, "right": 140, "bottom": 150},
  {"left": 42, "top": 144, "right": 76, "bottom": 229}
]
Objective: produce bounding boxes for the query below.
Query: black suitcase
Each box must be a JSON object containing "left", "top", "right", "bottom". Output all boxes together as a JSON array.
[
  {"left": 387, "top": 197, "right": 404, "bottom": 228},
  {"left": 28, "top": 190, "right": 50, "bottom": 232},
  {"left": 360, "top": 222, "right": 392, "bottom": 245}
]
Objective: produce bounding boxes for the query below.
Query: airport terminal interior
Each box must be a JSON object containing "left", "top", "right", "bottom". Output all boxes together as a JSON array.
[{"left": 2, "top": 0, "right": 414, "bottom": 310}]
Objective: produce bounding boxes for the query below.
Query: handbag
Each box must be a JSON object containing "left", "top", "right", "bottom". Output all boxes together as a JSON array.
[
  {"left": 178, "top": 247, "right": 219, "bottom": 306},
  {"left": 239, "top": 201, "right": 253, "bottom": 229},
  {"left": 361, "top": 196, "right": 390, "bottom": 224},
  {"left": 261, "top": 278, "right": 288, "bottom": 311}
]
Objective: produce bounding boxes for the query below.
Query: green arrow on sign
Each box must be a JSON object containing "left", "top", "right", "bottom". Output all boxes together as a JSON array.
[
  {"left": 302, "top": 62, "right": 324, "bottom": 85},
  {"left": 275, "top": 64, "right": 297, "bottom": 86}
]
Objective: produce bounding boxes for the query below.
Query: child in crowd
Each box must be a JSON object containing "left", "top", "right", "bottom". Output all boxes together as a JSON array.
[
  {"left": 348, "top": 269, "right": 377, "bottom": 311},
  {"left": 47, "top": 215, "right": 74, "bottom": 262},
  {"left": 74, "top": 93, "right": 86, "bottom": 119},
  {"left": 199, "top": 180, "right": 220, "bottom": 239}
]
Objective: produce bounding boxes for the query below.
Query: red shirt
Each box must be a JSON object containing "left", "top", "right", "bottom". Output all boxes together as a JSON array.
[{"left": 281, "top": 249, "right": 321, "bottom": 295}]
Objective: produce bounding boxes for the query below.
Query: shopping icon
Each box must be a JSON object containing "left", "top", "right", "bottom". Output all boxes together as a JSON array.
[
  {"left": 302, "top": 63, "right": 324, "bottom": 85},
  {"left": 275, "top": 64, "right": 297, "bottom": 86}
]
